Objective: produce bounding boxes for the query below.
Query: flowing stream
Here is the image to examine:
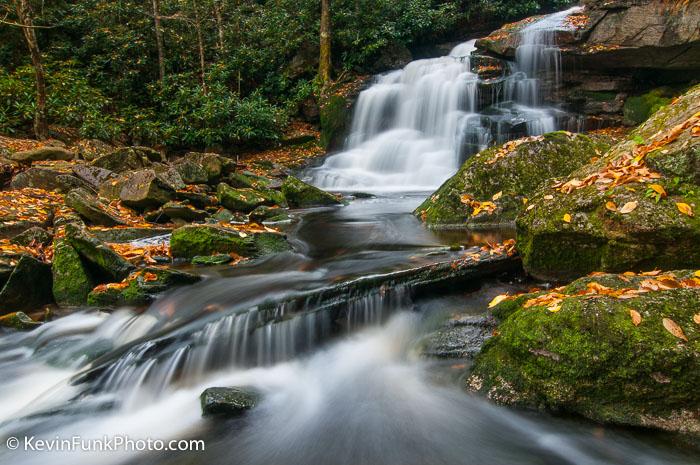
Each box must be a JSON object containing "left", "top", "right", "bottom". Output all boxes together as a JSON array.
[{"left": 0, "top": 8, "right": 697, "bottom": 465}]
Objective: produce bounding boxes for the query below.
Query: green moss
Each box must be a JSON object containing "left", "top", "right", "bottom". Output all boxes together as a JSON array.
[
  {"left": 0, "top": 312, "right": 42, "bottom": 330},
  {"left": 623, "top": 88, "right": 674, "bottom": 125},
  {"left": 52, "top": 238, "right": 95, "bottom": 306},
  {"left": 170, "top": 224, "right": 255, "bottom": 259},
  {"left": 280, "top": 176, "right": 340, "bottom": 208},
  {"left": 416, "top": 132, "right": 611, "bottom": 227},
  {"left": 320, "top": 95, "right": 350, "bottom": 150},
  {"left": 216, "top": 183, "right": 284, "bottom": 212},
  {"left": 473, "top": 272, "right": 700, "bottom": 434},
  {"left": 64, "top": 223, "right": 135, "bottom": 282},
  {"left": 252, "top": 232, "right": 293, "bottom": 257}
]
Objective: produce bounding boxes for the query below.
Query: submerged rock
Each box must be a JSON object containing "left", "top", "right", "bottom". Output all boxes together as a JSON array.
[
  {"left": 421, "top": 315, "right": 497, "bottom": 359},
  {"left": 415, "top": 132, "right": 611, "bottom": 228},
  {"left": 200, "top": 387, "right": 259, "bottom": 417},
  {"left": 517, "top": 84, "right": 700, "bottom": 281},
  {"left": 191, "top": 254, "right": 232, "bottom": 266},
  {"left": 280, "top": 176, "right": 340, "bottom": 208},
  {"left": 470, "top": 271, "right": 700, "bottom": 437},
  {"left": 87, "top": 267, "right": 201, "bottom": 307}
]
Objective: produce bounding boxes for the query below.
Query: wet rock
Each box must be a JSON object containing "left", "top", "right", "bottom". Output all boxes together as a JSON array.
[
  {"left": 90, "top": 147, "right": 155, "bottom": 173},
  {"left": 88, "top": 227, "right": 171, "bottom": 243},
  {"left": 421, "top": 315, "right": 497, "bottom": 359},
  {"left": 200, "top": 387, "right": 259, "bottom": 417},
  {"left": 471, "top": 271, "right": 700, "bottom": 436},
  {"left": 170, "top": 224, "right": 255, "bottom": 259},
  {"left": 64, "top": 223, "right": 135, "bottom": 282},
  {"left": 52, "top": 238, "right": 95, "bottom": 306},
  {"left": 8, "top": 146, "right": 75, "bottom": 163},
  {"left": 0, "top": 254, "right": 53, "bottom": 315},
  {"left": 10, "top": 227, "right": 52, "bottom": 247},
  {"left": 320, "top": 94, "right": 352, "bottom": 151},
  {"left": 415, "top": 132, "right": 611, "bottom": 228},
  {"left": 191, "top": 254, "right": 232, "bottom": 266},
  {"left": 517, "top": 84, "right": 700, "bottom": 281},
  {"left": 0, "top": 312, "right": 42, "bottom": 330},
  {"left": 249, "top": 206, "right": 290, "bottom": 223},
  {"left": 174, "top": 188, "right": 216, "bottom": 209},
  {"left": 280, "top": 176, "right": 340, "bottom": 208},
  {"left": 101, "top": 169, "right": 175, "bottom": 210},
  {"left": 65, "top": 188, "right": 126, "bottom": 226},
  {"left": 11, "top": 167, "right": 92, "bottom": 193},
  {"left": 211, "top": 208, "right": 246, "bottom": 224},
  {"left": 252, "top": 232, "right": 293, "bottom": 256},
  {"left": 370, "top": 41, "right": 412, "bottom": 73},
  {"left": 159, "top": 201, "right": 209, "bottom": 222},
  {"left": 72, "top": 164, "right": 117, "bottom": 189},
  {"left": 217, "top": 183, "right": 285, "bottom": 213},
  {"left": 87, "top": 267, "right": 201, "bottom": 307}
]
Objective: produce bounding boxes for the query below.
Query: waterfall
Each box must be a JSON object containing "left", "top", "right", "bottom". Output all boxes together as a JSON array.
[{"left": 311, "top": 7, "right": 584, "bottom": 193}]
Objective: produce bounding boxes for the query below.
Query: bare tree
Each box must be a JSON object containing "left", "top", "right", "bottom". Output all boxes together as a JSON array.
[
  {"left": 190, "top": 0, "right": 207, "bottom": 94},
  {"left": 152, "top": 0, "right": 166, "bottom": 82},
  {"left": 3, "top": 0, "right": 49, "bottom": 139},
  {"left": 318, "top": 0, "right": 331, "bottom": 86}
]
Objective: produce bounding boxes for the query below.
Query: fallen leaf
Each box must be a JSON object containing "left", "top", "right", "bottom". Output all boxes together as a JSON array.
[
  {"left": 649, "top": 184, "right": 666, "bottom": 197},
  {"left": 548, "top": 304, "right": 561, "bottom": 313},
  {"left": 488, "top": 294, "right": 509, "bottom": 308},
  {"left": 492, "top": 191, "right": 503, "bottom": 201},
  {"left": 662, "top": 318, "right": 688, "bottom": 341},
  {"left": 563, "top": 213, "right": 571, "bottom": 223},
  {"left": 544, "top": 194, "right": 554, "bottom": 200},
  {"left": 629, "top": 309, "right": 642, "bottom": 326},
  {"left": 526, "top": 204, "right": 535, "bottom": 211},
  {"left": 619, "top": 201, "right": 638, "bottom": 214},
  {"left": 676, "top": 202, "right": 694, "bottom": 217},
  {"left": 522, "top": 197, "right": 528, "bottom": 204},
  {"left": 695, "top": 270, "right": 700, "bottom": 278},
  {"left": 693, "top": 313, "right": 700, "bottom": 325},
  {"left": 605, "top": 201, "right": 617, "bottom": 212}
]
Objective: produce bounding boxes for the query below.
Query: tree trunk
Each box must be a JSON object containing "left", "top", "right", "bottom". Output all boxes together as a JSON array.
[
  {"left": 152, "top": 0, "right": 166, "bottom": 82},
  {"left": 318, "top": 0, "right": 331, "bottom": 86},
  {"left": 214, "top": 0, "right": 226, "bottom": 53},
  {"left": 192, "top": 1, "right": 207, "bottom": 94},
  {"left": 14, "top": 0, "right": 48, "bottom": 140}
]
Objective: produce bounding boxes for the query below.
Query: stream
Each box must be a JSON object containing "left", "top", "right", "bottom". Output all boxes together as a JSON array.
[{"left": 0, "top": 7, "right": 698, "bottom": 465}]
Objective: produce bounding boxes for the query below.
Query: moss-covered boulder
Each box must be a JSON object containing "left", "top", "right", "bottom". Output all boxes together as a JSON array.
[
  {"left": 517, "top": 84, "right": 700, "bottom": 281},
  {"left": 623, "top": 87, "right": 675, "bottom": 125},
  {"left": 10, "top": 226, "right": 52, "bottom": 247},
  {"left": 216, "top": 183, "right": 285, "bottom": 212},
  {"left": 173, "top": 152, "right": 232, "bottom": 185},
  {"left": 52, "top": 238, "right": 96, "bottom": 306},
  {"left": 87, "top": 267, "right": 201, "bottom": 307},
  {"left": 0, "top": 311, "right": 42, "bottom": 330},
  {"left": 280, "top": 175, "right": 340, "bottom": 208},
  {"left": 65, "top": 188, "right": 126, "bottom": 226},
  {"left": 90, "top": 146, "right": 158, "bottom": 172},
  {"left": 170, "top": 224, "right": 291, "bottom": 259},
  {"left": 191, "top": 254, "right": 232, "bottom": 266},
  {"left": 64, "top": 223, "right": 135, "bottom": 282},
  {"left": 0, "top": 254, "right": 53, "bottom": 314},
  {"left": 249, "top": 205, "right": 290, "bottom": 223},
  {"left": 415, "top": 132, "right": 611, "bottom": 228},
  {"left": 470, "top": 270, "right": 700, "bottom": 436}
]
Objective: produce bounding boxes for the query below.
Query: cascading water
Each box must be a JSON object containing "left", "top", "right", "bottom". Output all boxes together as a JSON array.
[{"left": 311, "top": 7, "right": 584, "bottom": 193}]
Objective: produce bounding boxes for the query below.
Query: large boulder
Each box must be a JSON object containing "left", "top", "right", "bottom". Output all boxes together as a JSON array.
[
  {"left": 280, "top": 176, "right": 340, "bottom": 208},
  {"left": 90, "top": 147, "right": 157, "bottom": 173},
  {"left": 172, "top": 152, "right": 232, "bottom": 185},
  {"left": 0, "top": 254, "right": 53, "bottom": 314},
  {"left": 87, "top": 267, "right": 201, "bottom": 307},
  {"left": 71, "top": 164, "right": 117, "bottom": 190},
  {"left": 415, "top": 132, "right": 611, "bottom": 227},
  {"left": 170, "top": 224, "right": 291, "bottom": 259},
  {"left": 100, "top": 169, "right": 175, "bottom": 210},
  {"left": 64, "top": 223, "right": 135, "bottom": 282},
  {"left": 11, "top": 167, "right": 91, "bottom": 193},
  {"left": 470, "top": 270, "right": 700, "bottom": 436},
  {"left": 65, "top": 188, "right": 126, "bottom": 226},
  {"left": 52, "top": 238, "right": 95, "bottom": 306},
  {"left": 216, "top": 183, "right": 285, "bottom": 213},
  {"left": 8, "top": 146, "right": 75, "bottom": 163},
  {"left": 200, "top": 386, "right": 259, "bottom": 417},
  {"left": 516, "top": 84, "right": 700, "bottom": 281}
]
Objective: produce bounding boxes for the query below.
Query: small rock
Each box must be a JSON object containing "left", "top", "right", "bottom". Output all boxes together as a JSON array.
[
  {"left": 160, "top": 201, "right": 209, "bottom": 222},
  {"left": 200, "top": 387, "right": 259, "bottom": 417},
  {"left": 191, "top": 254, "right": 232, "bottom": 266},
  {"left": 52, "top": 238, "right": 96, "bottom": 306},
  {"left": 217, "top": 183, "right": 283, "bottom": 213},
  {"left": 249, "top": 206, "right": 290, "bottom": 223},
  {"left": 0, "top": 312, "right": 42, "bottom": 330}
]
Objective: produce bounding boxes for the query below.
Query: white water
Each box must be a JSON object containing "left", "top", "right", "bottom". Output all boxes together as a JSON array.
[{"left": 311, "top": 7, "right": 584, "bottom": 193}]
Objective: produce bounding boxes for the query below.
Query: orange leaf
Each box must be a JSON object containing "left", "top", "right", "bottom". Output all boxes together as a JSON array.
[
  {"left": 488, "top": 294, "right": 509, "bottom": 308},
  {"left": 605, "top": 201, "right": 617, "bottom": 212},
  {"left": 676, "top": 202, "right": 694, "bottom": 217},
  {"left": 143, "top": 272, "right": 158, "bottom": 282},
  {"left": 629, "top": 309, "right": 642, "bottom": 326},
  {"left": 619, "top": 201, "right": 638, "bottom": 214},
  {"left": 662, "top": 318, "right": 688, "bottom": 341},
  {"left": 563, "top": 213, "right": 571, "bottom": 223},
  {"left": 693, "top": 313, "right": 700, "bottom": 325}
]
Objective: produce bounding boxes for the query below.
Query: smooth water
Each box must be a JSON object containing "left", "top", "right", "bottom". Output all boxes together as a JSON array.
[{"left": 311, "top": 7, "right": 583, "bottom": 193}]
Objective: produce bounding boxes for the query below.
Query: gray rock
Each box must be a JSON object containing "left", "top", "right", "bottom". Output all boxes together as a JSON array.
[
  {"left": 72, "top": 164, "right": 117, "bottom": 189},
  {"left": 11, "top": 167, "right": 92, "bottom": 193},
  {"left": 200, "top": 387, "right": 259, "bottom": 417},
  {"left": 8, "top": 147, "right": 75, "bottom": 163},
  {"left": 10, "top": 227, "right": 52, "bottom": 247},
  {"left": 64, "top": 223, "right": 135, "bottom": 282},
  {"left": 65, "top": 188, "right": 126, "bottom": 226}
]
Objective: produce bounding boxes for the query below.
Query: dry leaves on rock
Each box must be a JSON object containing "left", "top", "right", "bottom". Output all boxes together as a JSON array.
[{"left": 485, "top": 135, "right": 545, "bottom": 165}]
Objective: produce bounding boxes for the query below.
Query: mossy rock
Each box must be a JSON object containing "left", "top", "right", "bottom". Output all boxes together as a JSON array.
[
  {"left": 415, "top": 132, "right": 612, "bottom": 228},
  {"left": 280, "top": 176, "right": 340, "bottom": 208},
  {"left": 0, "top": 311, "right": 42, "bottom": 330},
  {"left": 90, "top": 147, "right": 154, "bottom": 173},
  {"left": 191, "top": 254, "right": 232, "bottom": 266},
  {"left": 251, "top": 232, "right": 293, "bottom": 256},
  {"left": 64, "top": 223, "right": 135, "bottom": 282},
  {"left": 217, "top": 183, "right": 285, "bottom": 213},
  {"left": 87, "top": 267, "right": 201, "bottom": 307},
  {"left": 0, "top": 254, "right": 53, "bottom": 314},
  {"left": 470, "top": 271, "right": 700, "bottom": 436},
  {"left": 320, "top": 94, "right": 351, "bottom": 151},
  {"left": 517, "top": 84, "right": 700, "bottom": 281},
  {"left": 623, "top": 87, "right": 674, "bottom": 125},
  {"left": 171, "top": 224, "right": 291, "bottom": 259},
  {"left": 10, "top": 226, "right": 52, "bottom": 247},
  {"left": 65, "top": 187, "right": 126, "bottom": 226},
  {"left": 249, "top": 205, "right": 290, "bottom": 223},
  {"left": 52, "top": 238, "right": 96, "bottom": 306}
]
